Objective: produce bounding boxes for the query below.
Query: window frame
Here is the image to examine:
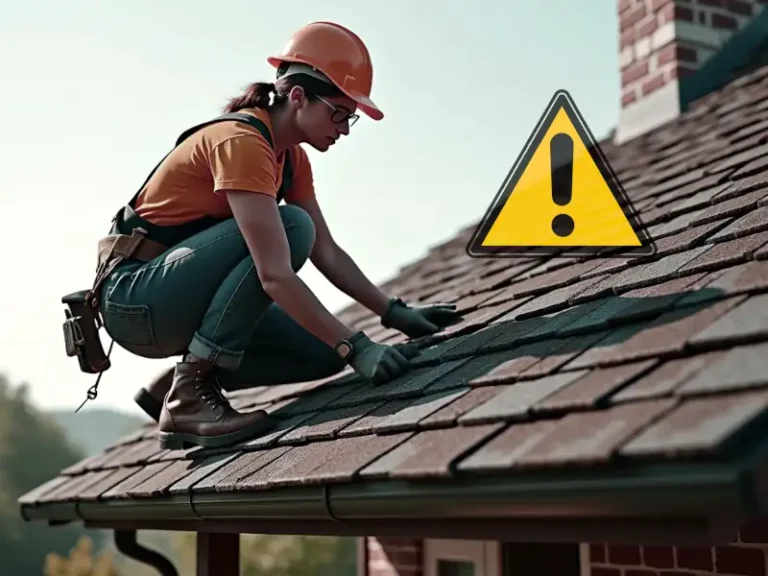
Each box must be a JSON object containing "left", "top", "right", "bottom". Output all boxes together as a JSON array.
[{"left": 424, "top": 539, "right": 501, "bottom": 576}]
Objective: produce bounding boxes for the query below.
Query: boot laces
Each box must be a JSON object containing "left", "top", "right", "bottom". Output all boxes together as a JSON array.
[{"left": 194, "top": 369, "right": 231, "bottom": 410}]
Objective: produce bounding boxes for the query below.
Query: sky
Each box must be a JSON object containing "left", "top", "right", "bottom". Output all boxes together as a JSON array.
[{"left": 0, "top": 0, "right": 622, "bottom": 416}]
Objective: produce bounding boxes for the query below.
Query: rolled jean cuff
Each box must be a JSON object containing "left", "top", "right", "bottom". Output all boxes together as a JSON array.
[{"left": 188, "top": 331, "right": 244, "bottom": 370}]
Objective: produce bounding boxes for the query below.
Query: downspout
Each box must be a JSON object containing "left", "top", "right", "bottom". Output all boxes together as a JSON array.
[{"left": 114, "top": 530, "right": 178, "bottom": 576}]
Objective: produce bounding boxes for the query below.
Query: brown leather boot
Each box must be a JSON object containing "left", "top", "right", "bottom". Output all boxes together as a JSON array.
[
  {"left": 157, "top": 361, "right": 275, "bottom": 450},
  {"left": 134, "top": 366, "right": 174, "bottom": 422}
]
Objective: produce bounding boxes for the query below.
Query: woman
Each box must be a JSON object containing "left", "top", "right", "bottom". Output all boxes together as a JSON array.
[{"left": 92, "top": 21, "right": 461, "bottom": 451}]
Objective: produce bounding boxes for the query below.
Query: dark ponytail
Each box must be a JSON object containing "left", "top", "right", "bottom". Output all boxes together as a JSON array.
[
  {"left": 223, "top": 65, "right": 345, "bottom": 114},
  {"left": 223, "top": 81, "right": 276, "bottom": 113}
]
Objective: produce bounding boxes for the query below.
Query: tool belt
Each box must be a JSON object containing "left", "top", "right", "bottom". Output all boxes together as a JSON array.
[{"left": 61, "top": 228, "right": 168, "bottom": 374}]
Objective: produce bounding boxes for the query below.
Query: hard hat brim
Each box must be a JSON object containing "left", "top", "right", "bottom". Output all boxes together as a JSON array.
[{"left": 347, "top": 90, "right": 383, "bottom": 121}]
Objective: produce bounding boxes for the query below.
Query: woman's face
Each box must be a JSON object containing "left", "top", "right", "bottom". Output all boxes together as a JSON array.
[{"left": 292, "top": 88, "right": 359, "bottom": 152}]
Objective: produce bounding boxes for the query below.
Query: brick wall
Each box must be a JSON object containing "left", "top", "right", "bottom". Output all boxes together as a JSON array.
[
  {"left": 366, "top": 537, "right": 424, "bottom": 576},
  {"left": 589, "top": 519, "right": 768, "bottom": 576}
]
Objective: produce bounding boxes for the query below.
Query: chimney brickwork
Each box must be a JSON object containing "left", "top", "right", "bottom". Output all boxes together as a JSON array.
[{"left": 615, "top": 0, "right": 767, "bottom": 143}]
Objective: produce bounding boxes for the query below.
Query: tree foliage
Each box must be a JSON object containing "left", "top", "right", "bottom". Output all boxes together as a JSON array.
[
  {"left": 0, "top": 372, "right": 106, "bottom": 574},
  {"left": 239, "top": 534, "right": 357, "bottom": 576},
  {"left": 44, "top": 536, "right": 121, "bottom": 576},
  {"left": 171, "top": 532, "right": 357, "bottom": 576}
]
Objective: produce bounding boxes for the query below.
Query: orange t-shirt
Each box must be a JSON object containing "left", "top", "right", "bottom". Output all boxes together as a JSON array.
[{"left": 133, "top": 107, "right": 315, "bottom": 226}]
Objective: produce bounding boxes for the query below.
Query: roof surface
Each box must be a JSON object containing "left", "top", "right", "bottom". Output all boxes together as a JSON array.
[{"left": 19, "top": 62, "right": 768, "bottom": 539}]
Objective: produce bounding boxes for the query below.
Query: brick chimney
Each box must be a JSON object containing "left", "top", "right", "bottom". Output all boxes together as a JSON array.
[{"left": 614, "top": 0, "right": 768, "bottom": 144}]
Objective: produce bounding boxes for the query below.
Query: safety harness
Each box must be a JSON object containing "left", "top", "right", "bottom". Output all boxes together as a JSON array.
[{"left": 61, "top": 112, "right": 292, "bottom": 410}]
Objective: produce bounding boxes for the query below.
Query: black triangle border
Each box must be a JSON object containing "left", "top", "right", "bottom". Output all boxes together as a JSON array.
[{"left": 465, "top": 89, "right": 656, "bottom": 259}]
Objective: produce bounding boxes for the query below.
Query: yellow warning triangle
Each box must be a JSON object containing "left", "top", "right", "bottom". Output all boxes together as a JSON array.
[{"left": 466, "top": 90, "right": 655, "bottom": 258}]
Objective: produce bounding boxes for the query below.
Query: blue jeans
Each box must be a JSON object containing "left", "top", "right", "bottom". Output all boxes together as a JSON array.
[{"left": 99, "top": 205, "right": 346, "bottom": 389}]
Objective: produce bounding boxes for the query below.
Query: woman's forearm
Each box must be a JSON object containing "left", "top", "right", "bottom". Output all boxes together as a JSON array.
[
  {"left": 264, "top": 271, "right": 357, "bottom": 347},
  {"left": 316, "top": 245, "right": 391, "bottom": 317}
]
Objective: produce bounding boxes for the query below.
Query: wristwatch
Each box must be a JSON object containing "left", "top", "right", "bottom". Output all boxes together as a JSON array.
[{"left": 334, "top": 338, "right": 354, "bottom": 361}]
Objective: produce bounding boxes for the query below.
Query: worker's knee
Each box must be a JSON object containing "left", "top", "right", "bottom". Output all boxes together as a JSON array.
[
  {"left": 214, "top": 205, "right": 314, "bottom": 272},
  {"left": 279, "top": 205, "right": 316, "bottom": 271}
]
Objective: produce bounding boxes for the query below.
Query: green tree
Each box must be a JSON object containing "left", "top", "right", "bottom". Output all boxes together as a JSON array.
[{"left": 0, "top": 372, "right": 107, "bottom": 574}]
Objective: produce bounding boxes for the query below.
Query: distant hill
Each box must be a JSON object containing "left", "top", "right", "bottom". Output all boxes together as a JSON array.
[{"left": 48, "top": 407, "right": 149, "bottom": 457}]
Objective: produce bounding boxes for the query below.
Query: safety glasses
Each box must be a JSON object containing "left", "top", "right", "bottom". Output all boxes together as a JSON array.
[{"left": 314, "top": 95, "right": 360, "bottom": 127}]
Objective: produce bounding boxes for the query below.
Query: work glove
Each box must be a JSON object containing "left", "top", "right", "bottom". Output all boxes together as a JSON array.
[
  {"left": 346, "top": 331, "right": 412, "bottom": 385},
  {"left": 392, "top": 340, "right": 422, "bottom": 360},
  {"left": 381, "top": 297, "right": 462, "bottom": 339}
]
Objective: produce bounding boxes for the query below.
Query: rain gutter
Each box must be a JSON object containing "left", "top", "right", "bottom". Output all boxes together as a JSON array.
[{"left": 21, "top": 451, "right": 768, "bottom": 544}]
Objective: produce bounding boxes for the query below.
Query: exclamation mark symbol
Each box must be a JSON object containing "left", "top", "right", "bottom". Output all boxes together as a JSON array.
[{"left": 550, "top": 133, "right": 575, "bottom": 237}]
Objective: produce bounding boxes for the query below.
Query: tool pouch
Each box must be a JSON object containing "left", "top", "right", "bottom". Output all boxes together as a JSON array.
[{"left": 62, "top": 290, "right": 111, "bottom": 374}]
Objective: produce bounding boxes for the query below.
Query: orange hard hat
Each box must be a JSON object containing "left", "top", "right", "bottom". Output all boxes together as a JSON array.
[{"left": 268, "top": 21, "right": 383, "bottom": 121}]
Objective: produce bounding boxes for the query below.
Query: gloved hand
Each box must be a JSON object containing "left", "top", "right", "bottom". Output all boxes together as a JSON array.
[
  {"left": 392, "top": 340, "right": 422, "bottom": 360},
  {"left": 381, "top": 297, "right": 462, "bottom": 338},
  {"left": 346, "top": 331, "right": 412, "bottom": 385}
]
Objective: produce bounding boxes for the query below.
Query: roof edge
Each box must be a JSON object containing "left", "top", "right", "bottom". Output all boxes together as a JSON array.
[{"left": 19, "top": 456, "right": 768, "bottom": 542}]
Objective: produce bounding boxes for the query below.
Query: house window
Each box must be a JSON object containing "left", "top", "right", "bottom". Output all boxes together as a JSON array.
[
  {"left": 424, "top": 539, "right": 500, "bottom": 576},
  {"left": 437, "top": 559, "right": 477, "bottom": 576}
]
